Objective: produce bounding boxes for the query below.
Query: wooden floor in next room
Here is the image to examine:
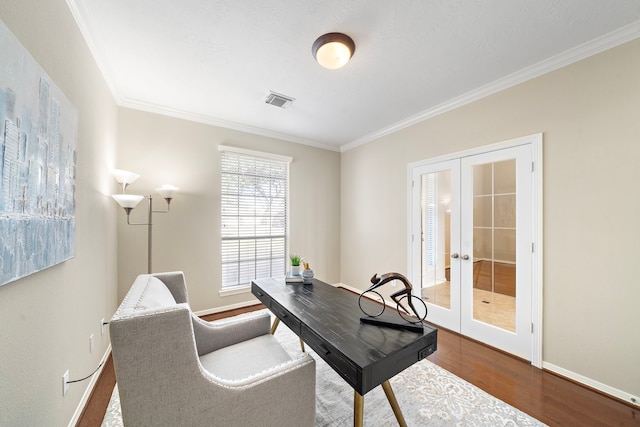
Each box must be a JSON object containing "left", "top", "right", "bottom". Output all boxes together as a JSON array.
[{"left": 77, "top": 304, "right": 640, "bottom": 427}]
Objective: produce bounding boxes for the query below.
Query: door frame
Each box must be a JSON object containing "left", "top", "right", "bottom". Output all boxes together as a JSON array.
[{"left": 407, "top": 133, "right": 543, "bottom": 367}]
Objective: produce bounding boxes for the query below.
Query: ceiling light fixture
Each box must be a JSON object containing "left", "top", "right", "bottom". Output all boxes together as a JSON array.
[{"left": 312, "top": 32, "right": 355, "bottom": 70}]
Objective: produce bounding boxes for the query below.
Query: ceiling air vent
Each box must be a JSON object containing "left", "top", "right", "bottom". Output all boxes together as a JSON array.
[{"left": 265, "top": 91, "right": 295, "bottom": 109}]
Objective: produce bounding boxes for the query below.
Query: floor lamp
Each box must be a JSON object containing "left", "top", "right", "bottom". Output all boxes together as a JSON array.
[{"left": 111, "top": 169, "right": 179, "bottom": 274}]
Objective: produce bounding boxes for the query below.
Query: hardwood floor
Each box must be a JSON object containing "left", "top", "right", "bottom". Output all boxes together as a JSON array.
[
  {"left": 426, "top": 323, "right": 640, "bottom": 426},
  {"left": 77, "top": 304, "right": 640, "bottom": 426}
]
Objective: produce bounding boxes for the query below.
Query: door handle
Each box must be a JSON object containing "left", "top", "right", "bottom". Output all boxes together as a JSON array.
[
  {"left": 450, "top": 253, "right": 459, "bottom": 259},
  {"left": 461, "top": 254, "right": 470, "bottom": 260}
]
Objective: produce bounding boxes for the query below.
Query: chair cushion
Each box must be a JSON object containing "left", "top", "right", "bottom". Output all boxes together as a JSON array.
[
  {"left": 135, "top": 276, "right": 177, "bottom": 309},
  {"left": 199, "top": 334, "right": 293, "bottom": 381}
]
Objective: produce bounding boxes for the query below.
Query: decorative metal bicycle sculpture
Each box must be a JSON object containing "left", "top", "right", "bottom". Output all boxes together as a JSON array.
[{"left": 358, "top": 272, "right": 428, "bottom": 330}]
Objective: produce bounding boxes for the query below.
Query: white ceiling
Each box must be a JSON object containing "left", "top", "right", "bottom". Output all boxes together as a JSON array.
[{"left": 68, "top": 0, "right": 640, "bottom": 151}]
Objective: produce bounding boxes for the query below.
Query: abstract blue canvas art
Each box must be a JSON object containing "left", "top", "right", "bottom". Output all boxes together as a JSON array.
[{"left": 0, "top": 19, "right": 77, "bottom": 287}]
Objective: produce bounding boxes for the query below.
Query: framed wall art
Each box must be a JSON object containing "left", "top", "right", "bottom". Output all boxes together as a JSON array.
[{"left": 0, "top": 19, "right": 78, "bottom": 287}]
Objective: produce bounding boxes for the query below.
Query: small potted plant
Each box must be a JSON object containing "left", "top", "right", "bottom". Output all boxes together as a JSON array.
[{"left": 290, "top": 254, "right": 302, "bottom": 275}]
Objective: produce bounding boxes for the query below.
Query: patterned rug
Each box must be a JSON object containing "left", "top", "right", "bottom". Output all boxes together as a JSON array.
[{"left": 103, "top": 312, "right": 546, "bottom": 426}]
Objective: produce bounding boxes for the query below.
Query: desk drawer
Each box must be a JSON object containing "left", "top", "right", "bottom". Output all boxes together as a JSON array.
[
  {"left": 270, "top": 300, "right": 301, "bottom": 335},
  {"left": 302, "top": 325, "right": 357, "bottom": 387},
  {"left": 251, "top": 283, "right": 271, "bottom": 307}
]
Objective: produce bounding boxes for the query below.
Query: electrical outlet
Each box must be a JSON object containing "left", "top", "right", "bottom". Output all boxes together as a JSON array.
[
  {"left": 62, "top": 370, "right": 69, "bottom": 396},
  {"left": 89, "top": 334, "right": 94, "bottom": 353},
  {"left": 101, "top": 318, "right": 105, "bottom": 336}
]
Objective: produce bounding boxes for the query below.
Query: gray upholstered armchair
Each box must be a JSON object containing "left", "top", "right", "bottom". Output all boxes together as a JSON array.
[{"left": 110, "top": 271, "right": 316, "bottom": 427}]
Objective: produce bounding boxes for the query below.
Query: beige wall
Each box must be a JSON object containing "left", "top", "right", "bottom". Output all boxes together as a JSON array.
[
  {"left": 1, "top": 1, "right": 638, "bottom": 423},
  {"left": 0, "top": 1, "right": 119, "bottom": 426},
  {"left": 341, "top": 39, "right": 640, "bottom": 398},
  {"left": 116, "top": 108, "right": 341, "bottom": 311}
]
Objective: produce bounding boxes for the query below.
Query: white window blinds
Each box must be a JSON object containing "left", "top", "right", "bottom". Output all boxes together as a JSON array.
[{"left": 220, "top": 147, "right": 290, "bottom": 288}]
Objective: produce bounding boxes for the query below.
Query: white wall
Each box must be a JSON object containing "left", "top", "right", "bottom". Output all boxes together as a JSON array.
[
  {"left": 116, "top": 108, "right": 341, "bottom": 311},
  {"left": 340, "top": 39, "right": 640, "bottom": 400},
  {"left": 0, "top": 1, "right": 119, "bottom": 425}
]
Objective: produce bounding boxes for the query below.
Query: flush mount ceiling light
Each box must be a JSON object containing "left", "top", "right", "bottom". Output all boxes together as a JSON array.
[{"left": 312, "top": 32, "right": 355, "bottom": 70}]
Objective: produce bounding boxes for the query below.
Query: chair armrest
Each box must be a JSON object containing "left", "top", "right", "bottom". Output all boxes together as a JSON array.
[{"left": 192, "top": 310, "right": 271, "bottom": 356}]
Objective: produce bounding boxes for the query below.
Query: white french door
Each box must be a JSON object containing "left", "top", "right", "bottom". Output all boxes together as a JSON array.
[
  {"left": 409, "top": 135, "right": 541, "bottom": 362},
  {"left": 411, "top": 159, "right": 462, "bottom": 331}
]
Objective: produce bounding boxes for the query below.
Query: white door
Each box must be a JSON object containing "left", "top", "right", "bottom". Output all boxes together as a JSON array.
[
  {"left": 459, "top": 145, "right": 533, "bottom": 359},
  {"left": 410, "top": 138, "right": 538, "bottom": 361}
]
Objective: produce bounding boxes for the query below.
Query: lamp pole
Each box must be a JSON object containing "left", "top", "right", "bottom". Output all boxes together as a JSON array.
[
  {"left": 112, "top": 169, "right": 178, "bottom": 274},
  {"left": 147, "top": 195, "right": 153, "bottom": 273},
  {"left": 123, "top": 194, "right": 170, "bottom": 274}
]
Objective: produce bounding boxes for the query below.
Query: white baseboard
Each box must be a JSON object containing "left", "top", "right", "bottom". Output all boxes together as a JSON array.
[
  {"left": 194, "top": 297, "right": 261, "bottom": 317},
  {"left": 335, "top": 282, "right": 408, "bottom": 309},
  {"left": 197, "top": 282, "right": 348, "bottom": 317},
  {"left": 543, "top": 362, "right": 640, "bottom": 408},
  {"left": 67, "top": 344, "right": 112, "bottom": 427}
]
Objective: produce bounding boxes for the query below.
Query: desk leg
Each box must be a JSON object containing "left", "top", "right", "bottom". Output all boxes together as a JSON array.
[
  {"left": 354, "top": 391, "right": 364, "bottom": 427},
  {"left": 381, "top": 381, "right": 407, "bottom": 427},
  {"left": 270, "top": 317, "right": 305, "bottom": 352},
  {"left": 270, "top": 317, "right": 280, "bottom": 335}
]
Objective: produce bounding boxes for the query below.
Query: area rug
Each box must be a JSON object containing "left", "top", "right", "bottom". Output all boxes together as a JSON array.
[{"left": 102, "top": 312, "right": 546, "bottom": 426}]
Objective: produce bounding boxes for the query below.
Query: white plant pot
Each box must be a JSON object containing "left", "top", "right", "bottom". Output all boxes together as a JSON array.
[{"left": 291, "top": 266, "right": 300, "bottom": 275}]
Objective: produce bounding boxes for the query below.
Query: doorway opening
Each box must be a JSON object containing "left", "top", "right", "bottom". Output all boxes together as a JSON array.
[{"left": 409, "top": 134, "right": 542, "bottom": 366}]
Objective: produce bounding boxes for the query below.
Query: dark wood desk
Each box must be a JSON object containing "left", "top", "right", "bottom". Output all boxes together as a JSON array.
[{"left": 252, "top": 278, "right": 437, "bottom": 426}]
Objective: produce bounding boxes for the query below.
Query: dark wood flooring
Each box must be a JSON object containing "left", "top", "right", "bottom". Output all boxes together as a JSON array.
[{"left": 77, "top": 304, "right": 640, "bottom": 426}]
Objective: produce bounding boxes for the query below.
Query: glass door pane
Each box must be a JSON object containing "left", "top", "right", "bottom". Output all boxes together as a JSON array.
[
  {"left": 471, "top": 159, "right": 516, "bottom": 332},
  {"left": 411, "top": 158, "right": 460, "bottom": 333},
  {"left": 421, "top": 170, "right": 451, "bottom": 309}
]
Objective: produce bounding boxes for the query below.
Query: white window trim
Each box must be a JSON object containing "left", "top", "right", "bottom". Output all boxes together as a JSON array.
[
  {"left": 219, "top": 284, "right": 251, "bottom": 297},
  {"left": 218, "top": 145, "right": 292, "bottom": 164}
]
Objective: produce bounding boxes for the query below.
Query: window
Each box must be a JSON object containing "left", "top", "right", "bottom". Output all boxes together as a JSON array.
[{"left": 219, "top": 146, "right": 291, "bottom": 289}]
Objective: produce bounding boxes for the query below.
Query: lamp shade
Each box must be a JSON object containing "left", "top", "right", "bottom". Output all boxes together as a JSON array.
[
  {"left": 112, "top": 169, "right": 141, "bottom": 186},
  {"left": 312, "top": 33, "right": 355, "bottom": 69},
  {"left": 155, "top": 184, "right": 179, "bottom": 199},
  {"left": 112, "top": 194, "right": 144, "bottom": 209}
]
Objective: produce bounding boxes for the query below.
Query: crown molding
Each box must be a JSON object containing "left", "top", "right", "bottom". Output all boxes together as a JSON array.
[
  {"left": 68, "top": 0, "right": 337, "bottom": 151},
  {"left": 66, "top": 1, "right": 639, "bottom": 154},
  {"left": 66, "top": 0, "right": 123, "bottom": 103},
  {"left": 120, "top": 98, "right": 340, "bottom": 152},
  {"left": 340, "top": 19, "right": 640, "bottom": 152}
]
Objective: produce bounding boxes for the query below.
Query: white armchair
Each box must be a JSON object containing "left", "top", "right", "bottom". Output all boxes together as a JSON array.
[{"left": 109, "top": 271, "right": 315, "bottom": 426}]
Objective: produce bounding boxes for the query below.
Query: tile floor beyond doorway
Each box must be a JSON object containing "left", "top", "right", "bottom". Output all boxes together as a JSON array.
[{"left": 422, "top": 282, "right": 516, "bottom": 332}]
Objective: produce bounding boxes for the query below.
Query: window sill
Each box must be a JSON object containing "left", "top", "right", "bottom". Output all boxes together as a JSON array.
[{"left": 219, "top": 284, "right": 251, "bottom": 297}]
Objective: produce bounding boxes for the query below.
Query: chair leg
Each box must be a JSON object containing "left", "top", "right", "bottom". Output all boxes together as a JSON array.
[{"left": 381, "top": 381, "right": 407, "bottom": 427}]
